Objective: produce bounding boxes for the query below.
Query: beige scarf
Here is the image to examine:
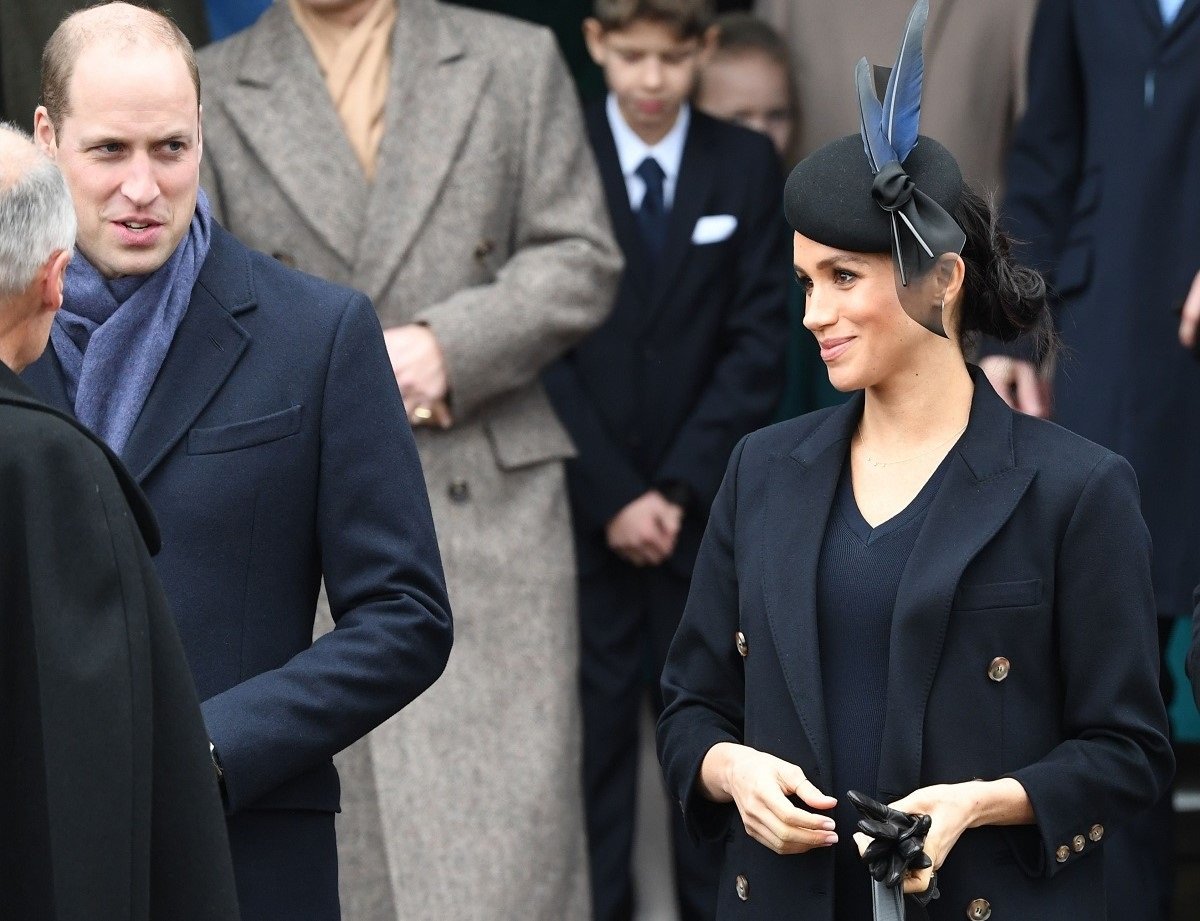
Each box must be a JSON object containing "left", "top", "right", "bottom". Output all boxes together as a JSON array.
[{"left": 288, "top": 0, "right": 397, "bottom": 180}]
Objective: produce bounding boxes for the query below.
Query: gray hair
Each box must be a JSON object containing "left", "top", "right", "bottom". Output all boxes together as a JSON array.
[{"left": 0, "top": 122, "right": 76, "bottom": 296}]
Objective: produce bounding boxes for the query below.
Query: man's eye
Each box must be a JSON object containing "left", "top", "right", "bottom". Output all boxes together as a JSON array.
[
  {"left": 97, "top": 143, "right": 121, "bottom": 154},
  {"left": 165, "top": 141, "right": 185, "bottom": 152}
]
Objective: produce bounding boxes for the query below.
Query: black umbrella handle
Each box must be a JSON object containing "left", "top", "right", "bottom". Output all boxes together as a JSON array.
[{"left": 848, "top": 790, "right": 940, "bottom": 921}]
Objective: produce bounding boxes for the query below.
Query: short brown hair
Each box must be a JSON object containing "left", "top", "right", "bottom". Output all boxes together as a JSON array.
[
  {"left": 711, "top": 13, "right": 791, "bottom": 71},
  {"left": 592, "top": 0, "right": 716, "bottom": 40},
  {"left": 40, "top": 2, "right": 200, "bottom": 128}
]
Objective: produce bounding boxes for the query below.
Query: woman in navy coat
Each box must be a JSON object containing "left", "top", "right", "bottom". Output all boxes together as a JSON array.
[{"left": 656, "top": 6, "right": 1174, "bottom": 916}]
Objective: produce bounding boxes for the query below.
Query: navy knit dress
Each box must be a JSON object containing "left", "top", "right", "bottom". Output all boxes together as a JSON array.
[{"left": 816, "top": 452, "right": 951, "bottom": 919}]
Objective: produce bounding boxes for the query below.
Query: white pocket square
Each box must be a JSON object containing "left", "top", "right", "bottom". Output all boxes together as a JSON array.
[{"left": 691, "top": 214, "right": 738, "bottom": 245}]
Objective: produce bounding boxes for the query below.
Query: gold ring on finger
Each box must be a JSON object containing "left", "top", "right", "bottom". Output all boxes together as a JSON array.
[{"left": 413, "top": 405, "right": 434, "bottom": 421}]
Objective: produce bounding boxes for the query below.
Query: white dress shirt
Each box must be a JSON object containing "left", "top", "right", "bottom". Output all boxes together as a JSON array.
[{"left": 605, "top": 93, "right": 691, "bottom": 212}]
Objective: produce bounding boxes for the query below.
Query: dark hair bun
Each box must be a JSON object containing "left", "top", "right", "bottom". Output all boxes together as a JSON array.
[{"left": 953, "top": 185, "right": 1052, "bottom": 349}]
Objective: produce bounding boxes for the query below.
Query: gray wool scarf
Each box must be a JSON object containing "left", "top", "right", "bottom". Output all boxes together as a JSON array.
[{"left": 51, "top": 189, "right": 212, "bottom": 456}]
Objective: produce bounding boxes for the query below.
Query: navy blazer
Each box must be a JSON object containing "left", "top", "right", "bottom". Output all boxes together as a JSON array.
[
  {"left": 544, "top": 103, "right": 789, "bottom": 577},
  {"left": 24, "top": 224, "right": 453, "bottom": 816},
  {"left": 658, "top": 369, "right": 1174, "bottom": 919}
]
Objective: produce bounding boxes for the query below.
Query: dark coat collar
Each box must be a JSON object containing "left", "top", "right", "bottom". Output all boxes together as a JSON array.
[
  {"left": 762, "top": 365, "right": 1034, "bottom": 795},
  {"left": 23, "top": 223, "right": 255, "bottom": 486},
  {"left": 1, "top": 360, "right": 161, "bottom": 553}
]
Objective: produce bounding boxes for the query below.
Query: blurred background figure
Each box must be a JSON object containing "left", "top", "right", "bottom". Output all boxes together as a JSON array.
[
  {"left": 754, "top": 0, "right": 1036, "bottom": 196},
  {"left": 985, "top": 1, "right": 1200, "bottom": 918},
  {"left": 545, "top": 1, "right": 788, "bottom": 918},
  {"left": 0, "top": 0, "right": 209, "bottom": 124},
  {"left": 694, "top": 12, "right": 842, "bottom": 420},
  {"left": 198, "top": 1, "right": 621, "bottom": 919}
]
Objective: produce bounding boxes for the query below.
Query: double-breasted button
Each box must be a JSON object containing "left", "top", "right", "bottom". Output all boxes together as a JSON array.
[
  {"left": 966, "top": 898, "right": 991, "bottom": 920},
  {"left": 1072, "top": 834, "right": 1086, "bottom": 852},
  {"left": 1089, "top": 824, "right": 1104, "bottom": 842},
  {"left": 1055, "top": 845, "right": 1070, "bottom": 863},
  {"left": 735, "top": 631, "right": 749, "bottom": 658},
  {"left": 735, "top": 875, "right": 749, "bottom": 901},
  {"left": 447, "top": 479, "right": 471, "bottom": 503},
  {"left": 987, "top": 656, "right": 1011, "bottom": 682}
]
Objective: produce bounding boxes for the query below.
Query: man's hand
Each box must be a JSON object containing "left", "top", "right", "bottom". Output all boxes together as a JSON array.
[
  {"left": 1177, "top": 269, "right": 1200, "bottom": 351},
  {"left": 700, "top": 742, "right": 838, "bottom": 856},
  {"left": 605, "top": 491, "right": 683, "bottom": 566},
  {"left": 979, "top": 355, "right": 1051, "bottom": 418},
  {"left": 383, "top": 324, "right": 450, "bottom": 425}
]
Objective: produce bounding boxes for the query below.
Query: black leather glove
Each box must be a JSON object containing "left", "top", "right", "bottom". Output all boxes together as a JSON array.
[{"left": 848, "top": 790, "right": 939, "bottom": 906}]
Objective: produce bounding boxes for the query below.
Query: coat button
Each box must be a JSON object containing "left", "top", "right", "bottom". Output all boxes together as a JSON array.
[
  {"left": 448, "top": 479, "right": 471, "bottom": 503},
  {"left": 966, "top": 898, "right": 991, "bottom": 920},
  {"left": 1073, "top": 834, "right": 1086, "bottom": 852},
  {"left": 735, "top": 875, "right": 749, "bottom": 901},
  {"left": 1089, "top": 824, "right": 1104, "bottom": 842},
  {"left": 735, "top": 631, "right": 749, "bottom": 657},
  {"left": 987, "top": 656, "right": 1010, "bottom": 682},
  {"left": 1055, "top": 844, "right": 1070, "bottom": 863},
  {"left": 473, "top": 238, "right": 495, "bottom": 260}
]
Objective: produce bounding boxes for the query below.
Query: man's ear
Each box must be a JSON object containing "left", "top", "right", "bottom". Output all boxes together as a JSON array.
[
  {"left": 33, "top": 106, "right": 58, "bottom": 158},
  {"left": 39, "top": 249, "right": 71, "bottom": 314},
  {"left": 582, "top": 18, "right": 607, "bottom": 67},
  {"left": 697, "top": 24, "right": 719, "bottom": 63}
]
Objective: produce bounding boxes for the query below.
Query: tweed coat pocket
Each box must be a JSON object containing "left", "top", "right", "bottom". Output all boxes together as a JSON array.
[
  {"left": 954, "top": 578, "right": 1042, "bottom": 611},
  {"left": 188, "top": 405, "right": 303, "bottom": 454}
]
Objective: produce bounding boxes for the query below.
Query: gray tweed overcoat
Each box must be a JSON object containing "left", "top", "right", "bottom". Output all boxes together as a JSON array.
[{"left": 198, "top": 3, "right": 621, "bottom": 918}]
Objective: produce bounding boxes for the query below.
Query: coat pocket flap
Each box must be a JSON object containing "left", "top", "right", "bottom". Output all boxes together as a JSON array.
[
  {"left": 954, "top": 578, "right": 1042, "bottom": 610},
  {"left": 189, "top": 405, "right": 303, "bottom": 455},
  {"left": 1055, "top": 243, "right": 1092, "bottom": 297}
]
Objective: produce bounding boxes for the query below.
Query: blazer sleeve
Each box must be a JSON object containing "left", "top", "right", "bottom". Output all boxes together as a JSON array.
[
  {"left": 200, "top": 292, "right": 454, "bottom": 812},
  {"left": 653, "top": 138, "right": 790, "bottom": 510},
  {"left": 1007, "top": 452, "right": 1174, "bottom": 878},
  {"left": 657, "top": 435, "right": 750, "bottom": 842},
  {"left": 413, "top": 27, "right": 622, "bottom": 421},
  {"left": 542, "top": 357, "right": 651, "bottom": 528}
]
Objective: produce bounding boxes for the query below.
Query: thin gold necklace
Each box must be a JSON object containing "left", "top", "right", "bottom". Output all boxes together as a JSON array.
[{"left": 856, "top": 422, "right": 968, "bottom": 468}]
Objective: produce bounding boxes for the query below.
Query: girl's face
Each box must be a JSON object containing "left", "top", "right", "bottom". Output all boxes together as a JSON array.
[
  {"left": 795, "top": 232, "right": 956, "bottom": 392},
  {"left": 695, "top": 51, "right": 794, "bottom": 160}
]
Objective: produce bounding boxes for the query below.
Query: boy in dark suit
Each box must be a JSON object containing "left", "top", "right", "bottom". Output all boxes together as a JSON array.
[{"left": 543, "top": 2, "right": 788, "bottom": 917}]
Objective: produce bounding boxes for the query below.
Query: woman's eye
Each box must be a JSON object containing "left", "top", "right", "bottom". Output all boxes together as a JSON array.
[
  {"left": 795, "top": 274, "right": 813, "bottom": 292},
  {"left": 834, "top": 270, "right": 857, "bottom": 285}
]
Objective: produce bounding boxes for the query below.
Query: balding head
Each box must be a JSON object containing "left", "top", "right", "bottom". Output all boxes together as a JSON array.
[
  {"left": 41, "top": 2, "right": 200, "bottom": 128},
  {"left": 0, "top": 123, "right": 76, "bottom": 297}
]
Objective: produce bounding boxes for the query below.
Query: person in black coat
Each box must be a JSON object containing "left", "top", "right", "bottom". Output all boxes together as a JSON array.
[
  {"left": 657, "top": 5, "right": 1175, "bottom": 916},
  {"left": 543, "top": 2, "right": 788, "bottom": 917},
  {"left": 0, "top": 124, "right": 239, "bottom": 921}
]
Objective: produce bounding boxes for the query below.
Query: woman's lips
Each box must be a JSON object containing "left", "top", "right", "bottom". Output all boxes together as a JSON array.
[{"left": 819, "top": 337, "right": 854, "bottom": 362}]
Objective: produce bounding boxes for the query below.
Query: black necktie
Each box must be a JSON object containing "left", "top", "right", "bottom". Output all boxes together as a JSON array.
[{"left": 635, "top": 156, "right": 668, "bottom": 260}]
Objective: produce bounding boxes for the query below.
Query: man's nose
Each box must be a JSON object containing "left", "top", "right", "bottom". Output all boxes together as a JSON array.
[{"left": 120, "top": 154, "right": 160, "bottom": 206}]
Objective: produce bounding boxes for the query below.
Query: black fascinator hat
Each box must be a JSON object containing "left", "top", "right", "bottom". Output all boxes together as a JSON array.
[{"left": 784, "top": 0, "right": 966, "bottom": 337}]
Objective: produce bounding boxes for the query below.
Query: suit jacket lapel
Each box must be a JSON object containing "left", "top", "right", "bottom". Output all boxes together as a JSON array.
[
  {"left": 215, "top": 3, "right": 367, "bottom": 267},
  {"left": 874, "top": 371, "right": 1035, "bottom": 800},
  {"left": 120, "top": 227, "right": 253, "bottom": 483},
  {"left": 354, "top": 0, "right": 490, "bottom": 304},
  {"left": 648, "top": 115, "right": 716, "bottom": 320},
  {"left": 585, "top": 103, "right": 653, "bottom": 300},
  {"left": 760, "top": 394, "right": 864, "bottom": 788}
]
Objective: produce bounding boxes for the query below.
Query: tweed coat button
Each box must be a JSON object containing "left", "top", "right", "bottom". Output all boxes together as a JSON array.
[
  {"left": 735, "top": 875, "right": 749, "bottom": 901},
  {"left": 735, "top": 631, "right": 749, "bottom": 658},
  {"left": 966, "top": 898, "right": 992, "bottom": 920},
  {"left": 1089, "top": 824, "right": 1104, "bottom": 842},
  {"left": 448, "top": 479, "right": 471, "bottom": 503},
  {"left": 1073, "top": 834, "right": 1086, "bottom": 852},
  {"left": 987, "top": 656, "right": 1010, "bottom": 682},
  {"left": 473, "top": 238, "right": 495, "bottom": 260},
  {"left": 1056, "top": 845, "right": 1070, "bottom": 863}
]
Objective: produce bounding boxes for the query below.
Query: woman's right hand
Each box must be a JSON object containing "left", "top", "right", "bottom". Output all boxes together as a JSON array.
[{"left": 700, "top": 742, "right": 839, "bottom": 855}]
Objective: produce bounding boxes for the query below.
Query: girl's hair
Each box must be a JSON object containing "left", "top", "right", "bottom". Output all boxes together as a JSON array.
[{"left": 953, "top": 184, "right": 1055, "bottom": 359}]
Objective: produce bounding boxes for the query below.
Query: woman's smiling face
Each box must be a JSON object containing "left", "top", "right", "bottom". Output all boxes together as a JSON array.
[{"left": 794, "top": 231, "right": 947, "bottom": 392}]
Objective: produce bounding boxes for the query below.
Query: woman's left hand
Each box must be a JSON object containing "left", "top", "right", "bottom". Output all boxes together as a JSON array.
[
  {"left": 852, "top": 782, "right": 980, "bottom": 895},
  {"left": 853, "top": 778, "right": 1033, "bottom": 895}
]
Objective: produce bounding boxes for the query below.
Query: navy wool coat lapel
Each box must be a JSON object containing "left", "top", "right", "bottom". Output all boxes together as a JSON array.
[{"left": 760, "top": 371, "right": 1035, "bottom": 794}]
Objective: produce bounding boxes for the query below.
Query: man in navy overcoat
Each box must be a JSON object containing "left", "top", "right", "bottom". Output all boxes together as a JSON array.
[
  {"left": 22, "top": 5, "right": 453, "bottom": 919},
  {"left": 981, "top": 1, "right": 1200, "bottom": 917}
]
